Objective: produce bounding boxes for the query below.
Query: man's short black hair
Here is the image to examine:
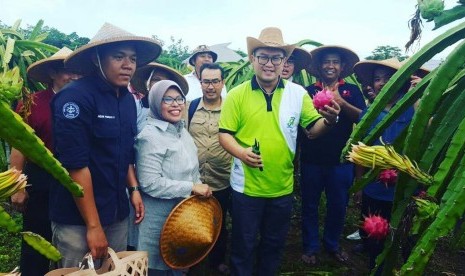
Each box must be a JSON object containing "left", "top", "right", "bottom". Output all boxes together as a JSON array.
[{"left": 199, "top": 63, "right": 225, "bottom": 80}]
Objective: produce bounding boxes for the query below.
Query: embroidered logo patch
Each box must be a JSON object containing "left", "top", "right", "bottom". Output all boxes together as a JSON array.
[
  {"left": 287, "top": 116, "right": 296, "bottom": 128},
  {"left": 63, "top": 102, "right": 80, "bottom": 119}
]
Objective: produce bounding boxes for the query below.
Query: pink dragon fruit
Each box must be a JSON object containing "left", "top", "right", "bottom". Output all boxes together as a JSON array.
[
  {"left": 378, "top": 169, "right": 398, "bottom": 187},
  {"left": 362, "top": 214, "right": 390, "bottom": 240},
  {"left": 313, "top": 89, "right": 334, "bottom": 110}
]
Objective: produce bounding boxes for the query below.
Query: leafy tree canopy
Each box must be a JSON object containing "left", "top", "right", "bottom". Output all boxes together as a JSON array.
[
  {"left": 40, "top": 27, "right": 90, "bottom": 50},
  {"left": 154, "top": 36, "right": 191, "bottom": 74},
  {"left": 365, "top": 45, "right": 409, "bottom": 61}
]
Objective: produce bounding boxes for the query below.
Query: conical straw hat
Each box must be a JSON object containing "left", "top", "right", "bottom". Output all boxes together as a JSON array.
[
  {"left": 353, "top": 58, "right": 403, "bottom": 85},
  {"left": 27, "top": 47, "right": 74, "bottom": 83},
  {"left": 160, "top": 195, "right": 222, "bottom": 269},
  {"left": 291, "top": 47, "right": 312, "bottom": 72},
  {"left": 131, "top": 62, "right": 188, "bottom": 95},
  {"left": 309, "top": 45, "right": 359, "bottom": 79},
  {"left": 65, "top": 23, "right": 162, "bottom": 74}
]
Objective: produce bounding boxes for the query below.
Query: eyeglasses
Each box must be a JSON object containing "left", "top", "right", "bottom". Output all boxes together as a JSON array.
[
  {"left": 201, "top": 79, "right": 223, "bottom": 87},
  {"left": 255, "top": 55, "right": 284, "bottom": 66},
  {"left": 162, "top": 96, "right": 185, "bottom": 105},
  {"left": 285, "top": 58, "right": 295, "bottom": 65}
]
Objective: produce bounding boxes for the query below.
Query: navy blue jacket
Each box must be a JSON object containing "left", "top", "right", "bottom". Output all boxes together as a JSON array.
[{"left": 50, "top": 75, "right": 137, "bottom": 226}]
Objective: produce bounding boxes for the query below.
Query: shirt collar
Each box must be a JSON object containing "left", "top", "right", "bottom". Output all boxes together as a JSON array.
[
  {"left": 147, "top": 116, "right": 185, "bottom": 133},
  {"left": 94, "top": 75, "right": 130, "bottom": 97},
  {"left": 198, "top": 97, "right": 223, "bottom": 111},
  {"left": 314, "top": 79, "right": 346, "bottom": 89},
  {"left": 251, "top": 75, "right": 285, "bottom": 91}
]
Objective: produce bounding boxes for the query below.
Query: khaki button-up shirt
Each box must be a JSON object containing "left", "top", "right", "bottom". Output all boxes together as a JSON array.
[{"left": 188, "top": 98, "right": 231, "bottom": 191}]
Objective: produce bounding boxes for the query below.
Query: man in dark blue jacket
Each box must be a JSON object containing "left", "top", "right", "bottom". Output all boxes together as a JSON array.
[{"left": 50, "top": 23, "right": 161, "bottom": 267}]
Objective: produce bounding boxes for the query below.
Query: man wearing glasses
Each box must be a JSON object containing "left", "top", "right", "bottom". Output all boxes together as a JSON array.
[
  {"left": 184, "top": 45, "right": 227, "bottom": 101},
  {"left": 218, "top": 27, "right": 341, "bottom": 275},
  {"left": 187, "top": 63, "right": 232, "bottom": 274}
]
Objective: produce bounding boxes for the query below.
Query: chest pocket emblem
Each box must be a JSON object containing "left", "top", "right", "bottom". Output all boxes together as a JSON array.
[{"left": 63, "top": 102, "right": 80, "bottom": 119}]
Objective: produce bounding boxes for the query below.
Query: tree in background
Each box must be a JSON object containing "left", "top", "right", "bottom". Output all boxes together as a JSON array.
[
  {"left": 41, "top": 27, "right": 89, "bottom": 50},
  {"left": 0, "top": 20, "right": 90, "bottom": 50},
  {"left": 365, "top": 45, "right": 409, "bottom": 60},
  {"left": 154, "top": 36, "right": 191, "bottom": 74}
]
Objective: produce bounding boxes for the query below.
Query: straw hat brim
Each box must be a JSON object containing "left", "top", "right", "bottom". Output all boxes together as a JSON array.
[
  {"left": 65, "top": 36, "right": 162, "bottom": 74},
  {"left": 27, "top": 57, "right": 65, "bottom": 84},
  {"left": 309, "top": 45, "right": 359, "bottom": 79},
  {"left": 160, "top": 195, "right": 222, "bottom": 269},
  {"left": 353, "top": 59, "right": 403, "bottom": 86},
  {"left": 131, "top": 62, "right": 189, "bottom": 95},
  {"left": 291, "top": 47, "right": 312, "bottom": 72},
  {"left": 399, "top": 60, "right": 431, "bottom": 79},
  {"left": 188, "top": 51, "right": 218, "bottom": 66},
  {"left": 246, "top": 37, "right": 296, "bottom": 58}
]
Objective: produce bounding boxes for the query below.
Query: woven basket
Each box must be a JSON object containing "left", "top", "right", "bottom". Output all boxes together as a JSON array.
[
  {"left": 46, "top": 248, "right": 148, "bottom": 276},
  {"left": 160, "top": 195, "right": 222, "bottom": 269}
]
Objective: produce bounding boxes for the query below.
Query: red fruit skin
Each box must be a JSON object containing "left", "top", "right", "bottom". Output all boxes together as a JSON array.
[
  {"left": 362, "top": 214, "right": 390, "bottom": 240},
  {"left": 313, "top": 90, "right": 334, "bottom": 110},
  {"left": 378, "top": 169, "right": 398, "bottom": 187}
]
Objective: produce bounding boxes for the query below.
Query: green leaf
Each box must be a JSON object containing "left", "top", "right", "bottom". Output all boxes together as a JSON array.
[
  {"left": 15, "top": 40, "right": 59, "bottom": 53},
  {"left": 2, "top": 38, "right": 15, "bottom": 69},
  {"left": 28, "top": 19, "right": 44, "bottom": 40}
]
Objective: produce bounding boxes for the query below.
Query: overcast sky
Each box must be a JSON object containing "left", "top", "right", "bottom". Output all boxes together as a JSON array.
[{"left": 3, "top": 0, "right": 464, "bottom": 60}]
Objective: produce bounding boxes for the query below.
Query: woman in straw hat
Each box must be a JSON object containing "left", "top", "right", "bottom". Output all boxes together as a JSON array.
[
  {"left": 49, "top": 23, "right": 162, "bottom": 268},
  {"left": 281, "top": 47, "right": 312, "bottom": 81},
  {"left": 135, "top": 80, "right": 212, "bottom": 275},
  {"left": 352, "top": 58, "right": 427, "bottom": 272},
  {"left": 129, "top": 62, "right": 188, "bottom": 134},
  {"left": 9, "top": 46, "right": 79, "bottom": 275}
]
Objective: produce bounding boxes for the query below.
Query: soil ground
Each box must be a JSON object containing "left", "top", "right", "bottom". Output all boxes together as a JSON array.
[{"left": 1, "top": 191, "right": 465, "bottom": 275}]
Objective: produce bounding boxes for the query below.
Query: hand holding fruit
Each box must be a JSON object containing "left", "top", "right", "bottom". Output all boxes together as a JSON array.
[{"left": 319, "top": 100, "right": 341, "bottom": 125}]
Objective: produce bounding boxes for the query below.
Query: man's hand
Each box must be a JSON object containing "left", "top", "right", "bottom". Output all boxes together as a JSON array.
[
  {"left": 86, "top": 225, "right": 108, "bottom": 259},
  {"left": 239, "top": 147, "right": 263, "bottom": 169},
  {"left": 319, "top": 99, "right": 341, "bottom": 125},
  {"left": 130, "top": 191, "right": 144, "bottom": 224},
  {"left": 11, "top": 189, "right": 28, "bottom": 213}
]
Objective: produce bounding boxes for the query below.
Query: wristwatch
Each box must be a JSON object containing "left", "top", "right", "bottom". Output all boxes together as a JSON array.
[
  {"left": 324, "top": 115, "right": 339, "bottom": 126},
  {"left": 127, "top": 186, "right": 140, "bottom": 194}
]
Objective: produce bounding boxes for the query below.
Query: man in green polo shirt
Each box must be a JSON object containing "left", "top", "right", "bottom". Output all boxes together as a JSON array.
[{"left": 218, "top": 27, "right": 341, "bottom": 276}]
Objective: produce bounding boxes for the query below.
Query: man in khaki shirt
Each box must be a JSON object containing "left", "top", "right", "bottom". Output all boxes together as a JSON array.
[{"left": 187, "top": 63, "right": 231, "bottom": 274}]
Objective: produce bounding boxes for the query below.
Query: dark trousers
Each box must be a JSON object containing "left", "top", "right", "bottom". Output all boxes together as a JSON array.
[
  {"left": 230, "top": 191, "right": 293, "bottom": 276},
  {"left": 21, "top": 189, "right": 52, "bottom": 276},
  {"left": 209, "top": 187, "right": 231, "bottom": 267},
  {"left": 300, "top": 163, "right": 354, "bottom": 254},
  {"left": 360, "top": 192, "right": 392, "bottom": 273}
]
